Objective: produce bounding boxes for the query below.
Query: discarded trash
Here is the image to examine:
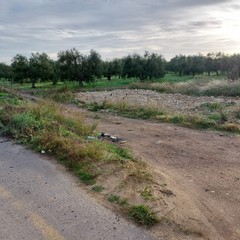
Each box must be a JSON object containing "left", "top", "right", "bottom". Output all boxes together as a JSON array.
[
  {"left": 87, "top": 136, "right": 98, "bottom": 141},
  {"left": 98, "top": 132, "right": 126, "bottom": 143},
  {"left": 87, "top": 133, "right": 126, "bottom": 143},
  {"left": 41, "top": 150, "right": 46, "bottom": 154}
]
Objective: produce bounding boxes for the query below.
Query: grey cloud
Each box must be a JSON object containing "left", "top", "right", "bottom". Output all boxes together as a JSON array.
[{"left": 0, "top": 0, "right": 239, "bottom": 63}]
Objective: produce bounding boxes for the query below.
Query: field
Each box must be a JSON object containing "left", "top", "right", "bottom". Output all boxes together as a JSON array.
[{"left": 1, "top": 74, "right": 240, "bottom": 240}]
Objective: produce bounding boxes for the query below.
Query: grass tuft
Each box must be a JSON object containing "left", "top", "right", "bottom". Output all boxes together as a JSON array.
[
  {"left": 108, "top": 194, "right": 128, "bottom": 206},
  {"left": 92, "top": 185, "right": 105, "bottom": 192},
  {"left": 128, "top": 205, "right": 159, "bottom": 228}
]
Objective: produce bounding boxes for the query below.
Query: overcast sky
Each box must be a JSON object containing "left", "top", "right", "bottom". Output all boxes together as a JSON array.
[{"left": 1, "top": 0, "right": 240, "bottom": 63}]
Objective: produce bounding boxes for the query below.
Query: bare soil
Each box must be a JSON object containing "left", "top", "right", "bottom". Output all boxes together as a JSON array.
[{"left": 77, "top": 90, "right": 240, "bottom": 240}]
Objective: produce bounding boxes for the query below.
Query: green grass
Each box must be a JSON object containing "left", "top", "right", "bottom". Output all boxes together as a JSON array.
[
  {"left": 92, "top": 185, "right": 105, "bottom": 192},
  {"left": 128, "top": 205, "right": 159, "bottom": 228},
  {"left": 0, "top": 73, "right": 225, "bottom": 92},
  {"left": 0, "top": 77, "right": 137, "bottom": 91},
  {"left": 108, "top": 194, "right": 128, "bottom": 206},
  {"left": 140, "top": 187, "right": 154, "bottom": 201},
  {"left": 0, "top": 94, "right": 136, "bottom": 186}
]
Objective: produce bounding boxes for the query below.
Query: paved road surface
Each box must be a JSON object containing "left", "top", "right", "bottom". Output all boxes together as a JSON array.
[{"left": 0, "top": 137, "right": 157, "bottom": 240}]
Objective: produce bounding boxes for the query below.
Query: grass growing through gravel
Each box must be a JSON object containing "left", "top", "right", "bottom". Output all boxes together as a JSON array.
[
  {"left": 87, "top": 100, "right": 240, "bottom": 134},
  {"left": 130, "top": 78, "right": 240, "bottom": 97}
]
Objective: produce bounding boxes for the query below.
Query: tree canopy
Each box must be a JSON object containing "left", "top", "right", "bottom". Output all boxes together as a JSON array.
[{"left": 1, "top": 48, "right": 240, "bottom": 88}]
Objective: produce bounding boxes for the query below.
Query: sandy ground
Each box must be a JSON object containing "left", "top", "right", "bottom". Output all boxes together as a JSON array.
[{"left": 76, "top": 91, "right": 240, "bottom": 240}]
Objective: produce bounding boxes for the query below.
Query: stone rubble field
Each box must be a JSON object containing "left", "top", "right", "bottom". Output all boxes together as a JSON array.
[{"left": 77, "top": 89, "right": 240, "bottom": 114}]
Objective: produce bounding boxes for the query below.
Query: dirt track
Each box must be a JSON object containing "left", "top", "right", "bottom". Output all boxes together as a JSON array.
[
  {"left": 77, "top": 99, "right": 240, "bottom": 240},
  {"left": 18, "top": 90, "right": 240, "bottom": 239}
]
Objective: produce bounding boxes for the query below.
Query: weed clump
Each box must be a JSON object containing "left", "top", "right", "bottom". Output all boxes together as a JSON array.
[
  {"left": 128, "top": 205, "right": 159, "bottom": 228},
  {"left": 108, "top": 194, "right": 128, "bottom": 206},
  {"left": 92, "top": 185, "right": 105, "bottom": 192}
]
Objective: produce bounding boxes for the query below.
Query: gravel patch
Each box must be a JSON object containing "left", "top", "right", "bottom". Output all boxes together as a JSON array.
[{"left": 77, "top": 89, "right": 240, "bottom": 114}]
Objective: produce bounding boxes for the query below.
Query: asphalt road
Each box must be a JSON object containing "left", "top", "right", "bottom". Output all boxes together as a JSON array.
[{"left": 0, "top": 137, "right": 157, "bottom": 240}]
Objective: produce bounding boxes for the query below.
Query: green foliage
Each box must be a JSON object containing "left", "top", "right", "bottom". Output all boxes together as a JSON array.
[
  {"left": 128, "top": 205, "right": 159, "bottom": 227},
  {"left": 0, "top": 95, "right": 140, "bottom": 188},
  {"left": 39, "top": 86, "right": 75, "bottom": 103},
  {"left": 0, "top": 92, "right": 23, "bottom": 105},
  {"left": 108, "top": 194, "right": 128, "bottom": 206},
  {"left": 140, "top": 187, "right": 154, "bottom": 201},
  {"left": 122, "top": 52, "right": 165, "bottom": 81},
  {"left": 171, "top": 115, "right": 185, "bottom": 124},
  {"left": 234, "top": 110, "right": 240, "bottom": 119},
  {"left": 11, "top": 52, "right": 56, "bottom": 88},
  {"left": 74, "top": 165, "right": 96, "bottom": 185},
  {"left": 0, "top": 63, "right": 13, "bottom": 80},
  {"left": 57, "top": 48, "right": 102, "bottom": 86},
  {"left": 11, "top": 54, "right": 29, "bottom": 84},
  {"left": 8, "top": 112, "right": 44, "bottom": 143},
  {"left": 92, "top": 185, "right": 105, "bottom": 192},
  {"left": 107, "top": 144, "right": 133, "bottom": 160}
]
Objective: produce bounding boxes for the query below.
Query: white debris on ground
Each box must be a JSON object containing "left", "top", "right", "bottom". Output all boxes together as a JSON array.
[{"left": 77, "top": 89, "right": 240, "bottom": 114}]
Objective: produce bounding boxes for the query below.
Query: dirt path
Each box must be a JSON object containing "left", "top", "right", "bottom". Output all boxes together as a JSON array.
[
  {"left": 79, "top": 108, "right": 240, "bottom": 240},
  {"left": 16, "top": 91, "right": 240, "bottom": 239}
]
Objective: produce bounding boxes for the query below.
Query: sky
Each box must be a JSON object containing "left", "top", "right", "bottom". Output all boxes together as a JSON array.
[{"left": 0, "top": 0, "right": 240, "bottom": 63}]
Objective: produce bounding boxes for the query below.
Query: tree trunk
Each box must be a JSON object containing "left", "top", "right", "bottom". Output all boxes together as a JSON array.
[
  {"left": 79, "top": 80, "right": 84, "bottom": 87},
  {"left": 31, "top": 80, "right": 36, "bottom": 88},
  {"left": 107, "top": 75, "right": 111, "bottom": 81}
]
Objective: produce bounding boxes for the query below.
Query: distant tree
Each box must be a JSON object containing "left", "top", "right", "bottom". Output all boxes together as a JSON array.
[
  {"left": 28, "top": 52, "right": 55, "bottom": 88},
  {"left": 102, "top": 58, "right": 122, "bottom": 81},
  {"left": 219, "top": 54, "right": 231, "bottom": 75},
  {"left": 227, "top": 54, "right": 240, "bottom": 80},
  {"left": 57, "top": 48, "right": 102, "bottom": 87},
  {"left": 122, "top": 55, "right": 135, "bottom": 78},
  {"left": 167, "top": 55, "right": 187, "bottom": 76},
  {"left": 185, "top": 55, "right": 205, "bottom": 77},
  {"left": 205, "top": 52, "right": 222, "bottom": 76},
  {"left": 122, "top": 52, "right": 165, "bottom": 81},
  {"left": 0, "top": 63, "right": 13, "bottom": 81},
  {"left": 11, "top": 54, "right": 29, "bottom": 84},
  {"left": 87, "top": 49, "right": 102, "bottom": 79}
]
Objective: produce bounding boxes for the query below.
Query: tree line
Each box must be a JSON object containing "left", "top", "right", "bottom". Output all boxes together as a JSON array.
[{"left": 0, "top": 49, "right": 240, "bottom": 88}]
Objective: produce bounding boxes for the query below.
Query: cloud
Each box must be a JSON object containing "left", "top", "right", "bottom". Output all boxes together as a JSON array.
[{"left": 0, "top": 0, "right": 240, "bottom": 63}]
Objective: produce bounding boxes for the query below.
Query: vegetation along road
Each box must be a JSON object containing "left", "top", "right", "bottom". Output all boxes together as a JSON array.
[{"left": 0, "top": 138, "right": 157, "bottom": 240}]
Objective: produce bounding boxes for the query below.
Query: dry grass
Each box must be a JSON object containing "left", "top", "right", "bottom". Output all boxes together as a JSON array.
[
  {"left": 131, "top": 78, "right": 240, "bottom": 97},
  {"left": 0, "top": 92, "right": 165, "bottom": 227},
  {"left": 87, "top": 100, "right": 240, "bottom": 134}
]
